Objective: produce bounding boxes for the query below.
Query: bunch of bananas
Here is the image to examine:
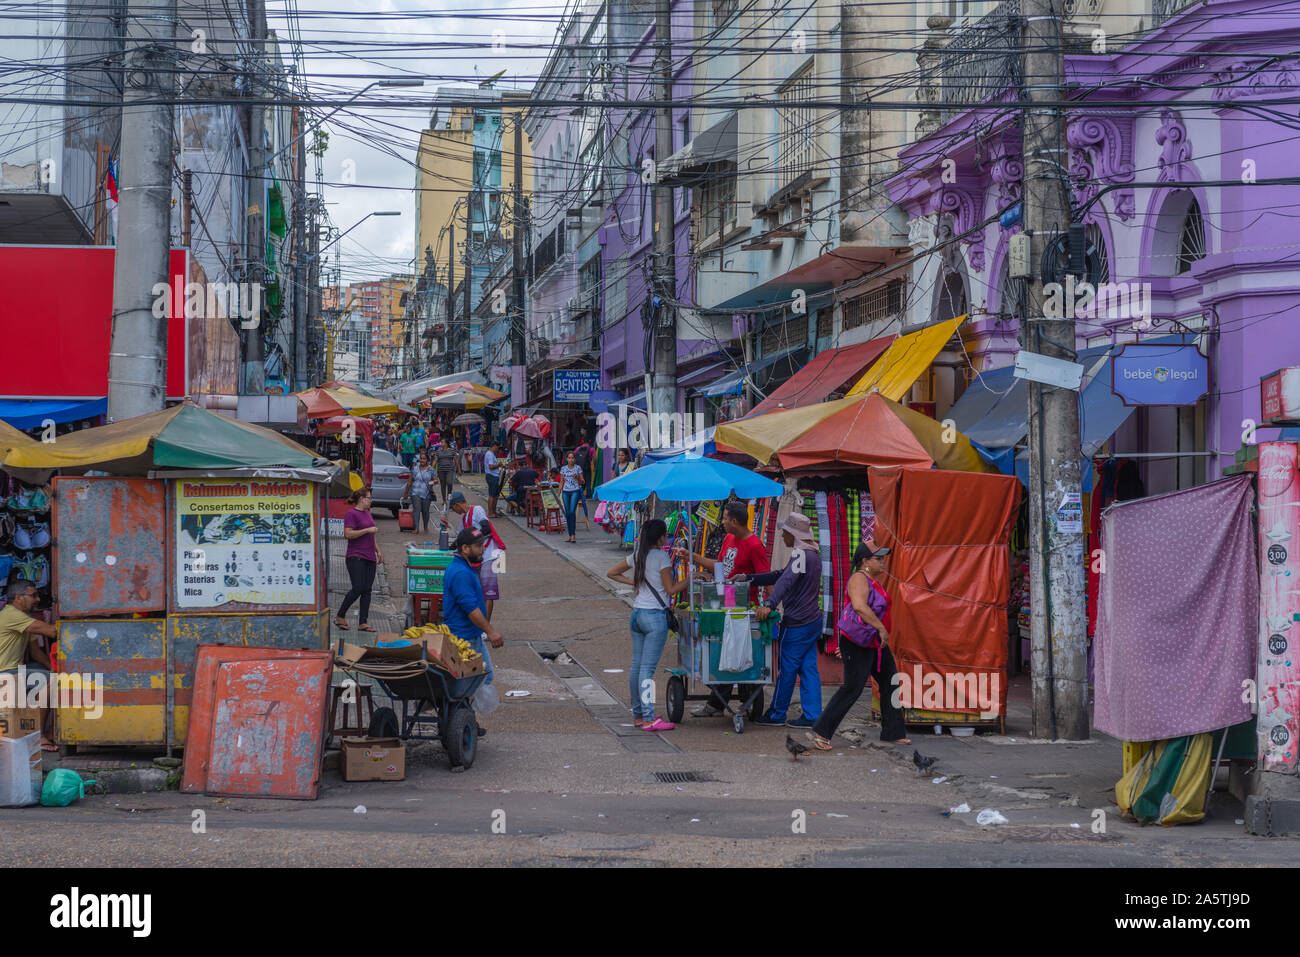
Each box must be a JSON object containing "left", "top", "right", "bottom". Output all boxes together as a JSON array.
[
  {"left": 449, "top": 635, "right": 481, "bottom": 662},
  {"left": 403, "top": 624, "right": 452, "bottom": 640}
]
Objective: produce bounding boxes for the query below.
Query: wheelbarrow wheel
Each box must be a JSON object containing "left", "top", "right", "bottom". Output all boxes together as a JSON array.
[
  {"left": 368, "top": 706, "right": 400, "bottom": 738},
  {"left": 665, "top": 675, "right": 685, "bottom": 724},
  {"left": 443, "top": 705, "right": 478, "bottom": 769}
]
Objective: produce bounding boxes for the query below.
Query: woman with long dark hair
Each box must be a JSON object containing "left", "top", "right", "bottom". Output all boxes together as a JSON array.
[
  {"left": 335, "top": 486, "right": 383, "bottom": 633},
  {"left": 607, "top": 518, "right": 688, "bottom": 732},
  {"left": 808, "top": 540, "right": 911, "bottom": 749}
]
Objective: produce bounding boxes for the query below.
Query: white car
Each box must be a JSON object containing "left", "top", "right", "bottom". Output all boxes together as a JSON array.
[{"left": 370, "top": 447, "right": 411, "bottom": 517}]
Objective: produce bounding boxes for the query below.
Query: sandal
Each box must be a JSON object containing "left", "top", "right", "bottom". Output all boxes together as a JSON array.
[
  {"left": 41, "top": 740, "right": 58, "bottom": 753},
  {"left": 358, "top": 624, "right": 377, "bottom": 633},
  {"left": 643, "top": 717, "right": 675, "bottom": 732},
  {"left": 334, "top": 618, "right": 349, "bottom": 631},
  {"left": 806, "top": 732, "right": 833, "bottom": 751}
]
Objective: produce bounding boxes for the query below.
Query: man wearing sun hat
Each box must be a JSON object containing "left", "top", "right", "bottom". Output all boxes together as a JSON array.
[{"left": 750, "top": 512, "right": 825, "bottom": 728}]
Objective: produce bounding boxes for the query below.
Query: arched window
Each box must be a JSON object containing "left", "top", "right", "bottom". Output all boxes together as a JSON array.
[
  {"left": 1177, "top": 198, "right": 1206, "bottom": 274},
  {"left": 936, "top": 270, "right": 967, "bottom": 323},
  {"left": 1084, "top": 223, "right": 1110, "bottom": 285}
]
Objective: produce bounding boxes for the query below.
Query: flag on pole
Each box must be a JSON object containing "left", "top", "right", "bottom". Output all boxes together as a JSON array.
[{"left": 105, "top": 158, "right": 119, "bottom": 244}]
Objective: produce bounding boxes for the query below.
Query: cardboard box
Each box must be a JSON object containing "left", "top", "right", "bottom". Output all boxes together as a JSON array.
[
  {"left": 334, "top": 632, "right": 485, "bottom": 678},
  {"left": 0, "top": 708, "right": 41, "bottom": 739},
  {"left": 340, "top": 737, "right": 405, "bottom": 781}
]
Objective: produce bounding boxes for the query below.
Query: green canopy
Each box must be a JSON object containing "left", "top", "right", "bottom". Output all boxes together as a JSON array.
[{"left": 153, "top": 404, "right": 319, "bottom": 469}]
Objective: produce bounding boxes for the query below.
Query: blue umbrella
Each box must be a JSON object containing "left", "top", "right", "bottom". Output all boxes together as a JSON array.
[{"left": 595, "top": 454, "right": 782, "bottom": 503}]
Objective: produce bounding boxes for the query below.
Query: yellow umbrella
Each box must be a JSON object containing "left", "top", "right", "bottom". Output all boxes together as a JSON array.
[
  {"left": 715, "top": 396, "right": 860, "bottom": 464},
  {"left": 425, "top": 388, "right": 493, "bottom": 410},
  {"left": 320, "top": 387, "right": 400, "bottom": 416},
  {"left": 846, "top": 315, "right": 968, "bottom": 400}
]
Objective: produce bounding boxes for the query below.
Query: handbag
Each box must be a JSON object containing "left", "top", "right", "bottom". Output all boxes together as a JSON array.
[
  {"left": 837, "top": 571, "right": 883, "bottom": 648},
  {"left": 650, "top": 580, "right": 681, "bottom": 633}
]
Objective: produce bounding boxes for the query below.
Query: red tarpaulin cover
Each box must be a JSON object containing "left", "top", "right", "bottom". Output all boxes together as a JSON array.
[
  {"left": 868, "top": 467, "right": 1022, "bottom": 717},
  {"left": 773, "top": 393, "right": 937, "bottom": 473},
  {"left": 298, "top": 388, "right": 348, "bottom": 418},
  {"left": 750, "top": 336, "right": 894, "bottom": 416},
  {"left": 318, "top": 415, "right": 374, "bottom": 485}
]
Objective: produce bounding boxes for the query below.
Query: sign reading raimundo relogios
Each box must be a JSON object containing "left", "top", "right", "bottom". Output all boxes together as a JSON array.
[{"left": 173, "top": 479, "right": 317, "bottom": 609}]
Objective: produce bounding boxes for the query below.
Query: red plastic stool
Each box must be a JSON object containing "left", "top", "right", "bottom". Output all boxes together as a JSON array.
[{"left": 411, "top": 593, "right": 443, "bottom": 626}]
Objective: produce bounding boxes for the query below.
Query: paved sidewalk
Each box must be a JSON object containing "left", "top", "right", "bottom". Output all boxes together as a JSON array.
[{"left": 475, "top": 474, "right": 1259, "bottom": 835}]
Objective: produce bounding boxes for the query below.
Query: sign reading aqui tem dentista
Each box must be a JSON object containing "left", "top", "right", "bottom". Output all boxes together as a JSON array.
[
  {"left": 174, "top": 479, "right": 316, "bottom": 608},
  {"left": 553, "top": 369, "right": 602, "bottom": 403}
]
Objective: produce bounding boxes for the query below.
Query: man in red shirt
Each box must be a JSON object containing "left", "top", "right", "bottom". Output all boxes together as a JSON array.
[{"left": 681, "top": 500, "right": 770, "bottom": 716}]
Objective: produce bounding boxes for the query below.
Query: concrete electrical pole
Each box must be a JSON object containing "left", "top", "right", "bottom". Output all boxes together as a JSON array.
[
  {"left": 293, "top": 107, "right": 308, "bottom": 391},
  {"left": 107, "top": 0, "right": 177, "bottom": 421},
  {"left": 447, "top": 223, "right": 455, "bottom": 373},
  {"left": 651, "top": 0, "right": 678, "bottom": 438},
  {"left": 1022, "top": 0, "right": 1088, "bottom": 740},
  {"left": 243, "top": 0, "right": 268, "bottom": 395},
  {"left": 512, "top": 118, "right": 526, "bottom": 395}
]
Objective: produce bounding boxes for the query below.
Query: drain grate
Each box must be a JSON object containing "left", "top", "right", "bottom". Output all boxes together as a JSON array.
[{"left": 652, "top": 771, "right": 711, "bottom": 784}]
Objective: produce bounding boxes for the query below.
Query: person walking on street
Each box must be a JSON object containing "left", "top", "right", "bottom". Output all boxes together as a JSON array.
[
  {"left": 607, "top": 519, "right": 687, "bottom": 732},
  {"left": 433, "top": 439, "right": 461, "bottom": 503},
  {"left": 559, "top": 452, "right": 584, "bottom": 543},
  {"left": 447, "top": 491, "right": 505, "bottom": 622},
  {"left": 335, "top": 487, "right": 383, "bottom": 633},
  {"left": 442, "top": 527, "right": 504, "bottom": 736},
  {"left": 404, "top": 451, "right": 438, "bottom": 530},
  {"left": 411, "top": 418, "right": 427, "bottom": 456},
  {"left": 484, "top": 442, "right": 503, "bottom": 517},
  {"left": 808, "top": 541, "right": 911, "bottom": 749},
  {"left": 750, "top": 514, "right": 823, "bottom": 728},
  {"left": 612, "top": 447, "right": 635, "bottom": 478},
  {"left": 681, "top": 500, "right": 770, "bottom": 715},
  {"left": 398, "top": 425, "right": 416, "bottom": 468},
  {"left": 574, "top": 434, "right": 594, "bottom": 496}
]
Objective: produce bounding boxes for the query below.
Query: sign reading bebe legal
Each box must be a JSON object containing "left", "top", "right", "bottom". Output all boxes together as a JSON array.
[
  {"left": 1110, "top": 343, "right": 1209, "bottom": 407},
  {"left": 173, "top": 480, "right": 316, "bottom": 608}
]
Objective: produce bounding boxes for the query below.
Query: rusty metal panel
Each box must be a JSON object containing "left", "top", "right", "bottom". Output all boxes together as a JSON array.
[
  {"left": 53, "top": 477, "right": 167, "bottom": 616},
  {"left": 181, "top": 645, "right": 332, "bottom": 799},
  {"left": 171, "top": 616, "right": 248, "bottom": 744},
  {"left": 243, "top": 613, "right": 329, "bottom": 649},
  {"left": 57, "top": 618, "right": 166, "bottom": 745}
]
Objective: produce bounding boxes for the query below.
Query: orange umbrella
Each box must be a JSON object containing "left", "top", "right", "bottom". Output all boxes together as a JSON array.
[{"left": 297, "top": 388, "right": 348, "bottom": 419}]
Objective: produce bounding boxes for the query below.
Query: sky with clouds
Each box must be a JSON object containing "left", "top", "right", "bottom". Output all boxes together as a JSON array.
[{"left": 270, "top": 0, "right": 560, "bottom": 286}]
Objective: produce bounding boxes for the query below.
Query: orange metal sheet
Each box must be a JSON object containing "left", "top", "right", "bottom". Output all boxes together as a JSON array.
[
  {"left": 180, "top": 645, "right": 332, "bottom": 799},
  {"left": 53, "top": 476, "right": 167, "bottom": 616}
]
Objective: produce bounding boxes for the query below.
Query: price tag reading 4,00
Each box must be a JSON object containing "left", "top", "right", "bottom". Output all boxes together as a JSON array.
[{"left": 174, "top": 479, "right": 317, "bottom": 609}]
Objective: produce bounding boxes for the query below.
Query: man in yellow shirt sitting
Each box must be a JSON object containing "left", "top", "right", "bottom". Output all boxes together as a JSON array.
[{"left": 1, "top": 580, "right": 58, "bottom": 751}]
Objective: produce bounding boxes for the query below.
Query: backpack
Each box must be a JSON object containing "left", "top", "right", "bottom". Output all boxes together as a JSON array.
[{"left": 574, "top": 444, "right": 591, "bottom": 469}]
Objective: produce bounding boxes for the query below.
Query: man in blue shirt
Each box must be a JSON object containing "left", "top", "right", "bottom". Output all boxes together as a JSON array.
[{"left": 441, "top": 527, "right": 504, "bottom": 687}]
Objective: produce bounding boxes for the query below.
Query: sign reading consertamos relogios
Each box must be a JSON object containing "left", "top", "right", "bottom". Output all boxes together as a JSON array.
[
  {"left": 1110, "top": 343, "right": 1209, "bottom": 407},
  {"left": 553, "top": 369, "right": 602, "bottom": 403},
  {"left": 174, "top": 479, "right": 317, "bottom": 609}
]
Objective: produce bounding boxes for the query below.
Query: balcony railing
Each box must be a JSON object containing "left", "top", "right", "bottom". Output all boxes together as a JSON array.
[
  {"left": 937, "top": 0, "right": 1022, "bottom": 109},
  {"left": 1150, "top": 0, "right": 1199, "bottom": 28}
]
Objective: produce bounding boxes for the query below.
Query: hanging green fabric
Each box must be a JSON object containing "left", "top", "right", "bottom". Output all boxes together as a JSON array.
[{"left": 268, "top": 182, "right": 287, "bottom": 238}]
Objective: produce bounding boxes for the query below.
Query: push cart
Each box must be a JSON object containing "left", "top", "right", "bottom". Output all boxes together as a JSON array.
[
  {"left": 663, "top": 603, "right": 778, "bottom": 734},
  {"left": 336, "top": 652, "right": 485, "bottom": 770}
]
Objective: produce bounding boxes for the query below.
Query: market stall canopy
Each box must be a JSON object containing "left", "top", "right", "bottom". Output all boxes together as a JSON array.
[
  {"left": 749, "top": 336, "right": 894, "bottom": 416},
  {"left": 319, "top": 387, "right": 401, "bottom": 416},
  {"left": 432, "top": 382, "right": 506, "bottom": 401},
  {"left": 296, "top": 387, "right": 349, "bottom": 419},
  {"left": 450, "top": 412, "right": 487, "bottom": 427},
  {"left": 595, "top": 455, "right": 782, "bottom": 502},
  {"left": 717, "top": 392, "right": 994, "bottom": 473},
  {"left": 425, "top": 388, "right": 493, "bottom": 410},
  {"left": 846, "top": 315, "right": 967, "bottom": 400},
  {"left": 0, "top": 398, "right": 108, "bottom": 430},
  {"left": 318, "top": 380, "right": 375, "bottom": 396},
  {"left": 391, "top": 369, "right": 488, "bottom": 405},
  {"left": 0, "top": 403, "right": 331, "bottom": 484},
  {"left": 694, "top": 346, "right": 805, "bottom": 398},
  {"left": 0, "top": 419, "right": 36, "bottom": 456},
  {"left": 643, "top": 426, "right": 717, "bottom": 461}
]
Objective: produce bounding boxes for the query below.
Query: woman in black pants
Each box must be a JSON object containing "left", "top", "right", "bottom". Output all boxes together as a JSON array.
[
  {"left": 335, "top": 487, "right": 383, "bottom": 633},
  {"left": 808, "top": 541, "right": 911, "bottom": 749}
]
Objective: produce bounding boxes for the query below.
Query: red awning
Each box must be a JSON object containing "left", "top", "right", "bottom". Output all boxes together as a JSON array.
[{"left": 750, "top": 335, "right": 894, "bottom": 416}]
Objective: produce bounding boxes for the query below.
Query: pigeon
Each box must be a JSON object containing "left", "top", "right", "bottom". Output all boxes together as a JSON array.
[
  {"left": 913, "top": 750, "right": 939, "bottom": 774},
  {"left": 786, "top": 734, "right": 810, "bottom": 762}
]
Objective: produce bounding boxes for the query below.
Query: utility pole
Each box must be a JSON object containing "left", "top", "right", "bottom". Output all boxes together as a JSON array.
[
  {"left": 463, "top": 210, "right": 471, "bottom": 374},
  {"left": 446, "top": 226, "right": 455, "bottom": 374},
  {"left": 107, "top": 0, "right": 176, "bottom": 421},
  {"left": 1022, "top": 0, "right": 1088, "bottom": 740},
  {"left": 307, "top": 199, "right": 321, "bottom": 385},
  {"left": 292, "top": 106, "right": 308, "bottom": 391},
  {"left": 511, "top": 117, "right": 526, "bottom": 400},
  {"left": 243, "top": 0, "right": 267, "bottom": 395},
  {"left": 651, "top": 0, "right": 678, "bottom": 442}
]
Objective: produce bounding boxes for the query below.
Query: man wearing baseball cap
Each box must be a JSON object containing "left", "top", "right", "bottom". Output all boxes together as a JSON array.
[
  {"left": 447, "top": 491, "right": 505, "bottom": 622},
  {"left": 441, "top": 527, "right": 505, "bottom": 697},
  {"left": 750, "top": 513, "right": 825, "bottom": 728}
]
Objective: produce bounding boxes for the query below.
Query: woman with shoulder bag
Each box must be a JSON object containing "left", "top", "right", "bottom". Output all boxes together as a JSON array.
[
  {"left": 807, "top": 540, "right": 911, "bottom": 750},
  {"left": 607, "top": 519, "right": 688, "bottom": 732}
]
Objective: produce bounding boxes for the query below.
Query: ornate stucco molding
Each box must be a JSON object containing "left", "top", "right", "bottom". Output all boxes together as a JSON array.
[
  {"left": 1156, "top": 109, "right": 1193, "bottom": 183},
  {"left": 1068, "top": 113, "right": 1136, "bottom": 221}
]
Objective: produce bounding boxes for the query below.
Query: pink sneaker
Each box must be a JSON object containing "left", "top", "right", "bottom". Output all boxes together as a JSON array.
[{"left": 643, "top": 717, "right": 676, "bottom": 732}]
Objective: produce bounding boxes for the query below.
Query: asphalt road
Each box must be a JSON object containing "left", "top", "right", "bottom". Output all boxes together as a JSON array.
[{"left": 2, "top": 481, "right": 1294, "bottom": 868}]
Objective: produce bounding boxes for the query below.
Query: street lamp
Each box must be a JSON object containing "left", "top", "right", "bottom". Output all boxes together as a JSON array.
[
  {"left": 272, "top": 79, "right": 425, "bottom": 169},
  {"left": 308, "top": 210, "right": 401, "bottom": 265},
  {"left": 315, "top": 211, "right": 402, "bottom": 382}
]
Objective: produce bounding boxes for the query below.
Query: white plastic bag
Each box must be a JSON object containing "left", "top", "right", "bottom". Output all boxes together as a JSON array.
[
  {"left": 472, "top": 682, "right": 501, "bottom": 714},
  {"left": 718, "top": 611, "right": 753, "bottom": 673},
  {"left": 0, "top": 732, "right": 42, "bottom": 807}
]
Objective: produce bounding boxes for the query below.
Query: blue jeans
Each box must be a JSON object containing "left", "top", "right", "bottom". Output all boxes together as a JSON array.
[
  {"left": 767, "top": 619, "right": 823, "bottom": 722},
  {"left": 462, "top": 631, "right": 495, "bottom": 686},
  {"left": 562, "top": 489, "right": 581, "bottom": 537},
  {"left": 629, "top": 608, "right": 669, "bottom": 721}
]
